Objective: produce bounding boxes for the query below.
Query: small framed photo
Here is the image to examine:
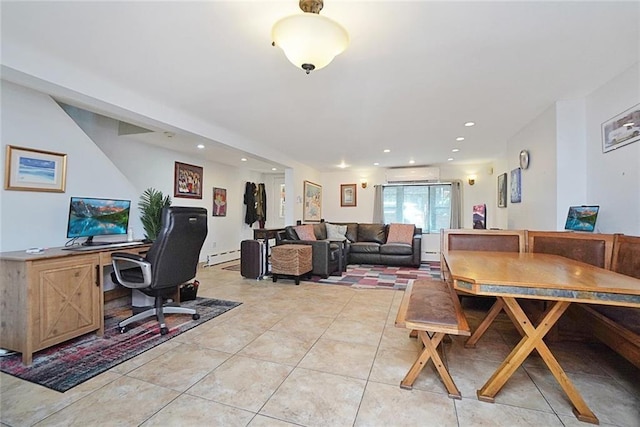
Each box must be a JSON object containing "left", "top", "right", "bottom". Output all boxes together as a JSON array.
[
  {"left": 4, "top": 145, "right": 67, "bottom": 192},
  {"left": 212, "top": 187, "right": 227, "bottom": 216},
  {"left": 340, "top": 183, "right": 357, "bottom": 207},
  {"left": 602, "top": 103, "right": 640, "bottom": 153},
  {"left": 497, "top": 173, "right": 507, "bottom": 208},
  {"left": 174, "top": 161, "right": 203, "bottom": 199},
  {"left": 510, "top": 168, "right": 521, "bottom": 204},
  {"left": 303, "top": 180, "right": 322, "bottom": 222}
]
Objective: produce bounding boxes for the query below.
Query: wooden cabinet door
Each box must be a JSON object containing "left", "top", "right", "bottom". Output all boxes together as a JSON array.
[{"left": 30, "top": 254, "right": 101, "bottom": 351}]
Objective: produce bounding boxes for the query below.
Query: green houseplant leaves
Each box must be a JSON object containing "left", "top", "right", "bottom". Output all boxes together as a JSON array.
[{"left": 139, "top": 188, "right": 172, "bottom": 241}]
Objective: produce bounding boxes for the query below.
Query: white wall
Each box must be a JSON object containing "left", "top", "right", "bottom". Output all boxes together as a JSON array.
[
  {"left": 0, "top": 81, "right": 140, "bottom": 252},
  {"left": 585, "top": 64, "right": 640, "bottom": 235}
]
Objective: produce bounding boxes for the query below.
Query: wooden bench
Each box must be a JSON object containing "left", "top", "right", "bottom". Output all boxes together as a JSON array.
[
  {"left": 394, "top": 279, "right": 470, "bottom": 398},
  {"left": 574, "top": 234, "right": 640, "bottom": 368}
]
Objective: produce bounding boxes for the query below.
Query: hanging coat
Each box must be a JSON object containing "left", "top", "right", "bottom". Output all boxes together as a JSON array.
[
  {"left": 256, "top": 183, "right": 267, "bottom": 226},
  {"left": 244, "top": 182, "right": 258, "bottom": 226}
]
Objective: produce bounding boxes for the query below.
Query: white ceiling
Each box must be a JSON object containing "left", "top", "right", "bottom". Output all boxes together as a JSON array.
[{"left": 2, "top": 1, "right": 639, "bottom": 173}]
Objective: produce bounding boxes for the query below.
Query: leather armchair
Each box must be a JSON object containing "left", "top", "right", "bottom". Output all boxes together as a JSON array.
[
  {"left": 276, "top": 230, "right": 341, "bottom": 278},
  {"left": 111, "top": 206, "right": 208, "bottom": 335}
]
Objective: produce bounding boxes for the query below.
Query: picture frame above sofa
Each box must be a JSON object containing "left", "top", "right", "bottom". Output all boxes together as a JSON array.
[
  {"left": 303, "top": 180, "right": 322, "bottom": 222},
  {"left": 340, "top": 184, "right": 357, "bottom": 207}
]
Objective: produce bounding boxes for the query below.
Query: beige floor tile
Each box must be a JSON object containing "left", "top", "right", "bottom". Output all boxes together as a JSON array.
[
  {"left": 378, "top": 325, "right": 421, "bottom": 352},
  {"left": 322, "top": 318, "right": 385, "bottom": 346},
  {"left": 33, "top": 376, "right": 179, "bottom": 426},
  {"left": 180, "top": 322, "right": 262, "bottom": 353},
  {"left": 238, "top": 330, "right": 315, "bottom": 366},
  {"left": 141, "top": 393, "right": 255, "bottom": 426},
  {"left": 298, "top": 338, "right": 377, "bottom": 379},
  {"left": 269, "top": 313, "right": 335, "bottom": 342},
  {"left": 455, "top": 398, "right": 563, "bottom": 426},
  {"left": 260, "top": 368, "right": 366, "bottom": 427},
  {"left": 368, "top": 347, "right": 444, "bottom": 393},
  {"left": 1, "top": 371, "right": 121, "bottom": 426},
  {"left": 126, "top": 343, "right": 231, "bottom": 391},
  {"left": 526, "top": 366, "right": 640, "bottom": 426},
  {"left": 447, "top": 330, "right": 513, "bottom": 363},
  {"left": 109, "top": 340, "right": 181, "bottom": 374},
  {"left": 248, "top": 414, "right": 300, "bottom": 426},
  {"left": 355, "top": 381, "right": 458, "bottom": 427},
  {"left": 337, "top": 302, "right": 390, "bottom": 323},
  {"left": 187, "top": 355, "right": 293, "bottom": 412},
  {"left": 448, "top": 355, "right": 552, "bottom": 411}
]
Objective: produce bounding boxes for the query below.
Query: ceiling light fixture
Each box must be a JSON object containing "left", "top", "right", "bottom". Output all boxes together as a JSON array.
[
  {"left": 464, "top": 122, "right": 475, "bottom": 127},
  {"left": 447, "top": 158, "right": 454, "bottom": 161},
  {"left": 272, "top": 167, "right": 278, "bottom": 171},
  {"left": 197, "top": 144, "right": 205, "bottom": 149},
  {"left": 452, "top": 148, "right": 460, "bottom": 153},
  {"left": 383, "top": 149, "right": 391, "bottom": 153},
  {"left": 241, "top": 158, "right": 248, "bottom": 162},
  {"left": 373, "top": 162, "right": 380, "bottom": 166},
  {"left": 409, "top": 160, "right": 415, "bottom": 164},
  {"left": 456, "top": 137, "right": 465, "bottom": 141},
  {"left": 272, "top": 0, "right": 349, "bottom": 74}
]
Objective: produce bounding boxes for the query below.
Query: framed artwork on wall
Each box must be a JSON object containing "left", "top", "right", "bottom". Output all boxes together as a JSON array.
[
  {"left": 510, "top": 168, "right": 521, "bottom": 203},
  {"left": 602, "top": 103, "right": 640, "bottom": 153},
  {"left": 212, "top": 187, "right": 227, "bottom": 216},
  {"left": 340, "top": 183, "right": 357, "bottom": 207},
  {"left": 303, "top": 180, "right": 322, "bottom": 222},
  {"left": 4, "top": 145, "right": 67, "bottom": 192},
  {"left": 497, "top": 173, "right": 507, "bottom": 208},
  {"left": 174, "top": 161, "right": 203, "bottom": 199}
]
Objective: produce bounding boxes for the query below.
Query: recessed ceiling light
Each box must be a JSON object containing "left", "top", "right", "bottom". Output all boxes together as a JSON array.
[
  {"left": 373, "top": 162, "right": 380, "bottom": 166},
  {"left": 447, "top": 157, "right": 454, "bottom": 161},
  {"left": 383, "top": 149, "right": 391, "bottom": 153},
  {"left": 197, "top": 144, "right": 205, "bottom": 149},
  {"left": 409, "top": 160, "right": 415, "bottom": 164},
  {"left": 338, "top": 162, "right": 349, "bottom": 168},
  {"left": 271, "top": 167, "right": 277, "bottom": 171},
  {"left": 464, "top": 122, "right": 475, "bottom": 127},
  {"left": 452, "top": 148, "right": 460, "bottom": 153},
  {"left": 456, "top": 137, "right": 465, "bottom": 141},
  {"left": 241, "top": 158, "right": 247, "bottom": 162}
]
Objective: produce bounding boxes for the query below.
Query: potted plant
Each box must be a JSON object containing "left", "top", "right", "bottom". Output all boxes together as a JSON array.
[{"left": 139, "top": 188, "right": 172, "bottom": 241}]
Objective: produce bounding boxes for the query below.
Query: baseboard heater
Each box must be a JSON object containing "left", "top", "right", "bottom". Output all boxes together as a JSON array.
[{"left": 205, "top": 249, "right": 240, "bottom": 267}]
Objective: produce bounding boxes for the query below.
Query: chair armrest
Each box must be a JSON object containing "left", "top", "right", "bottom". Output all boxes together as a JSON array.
[{"left": 111, "top": 253, "right": 152, "bottom": 289}]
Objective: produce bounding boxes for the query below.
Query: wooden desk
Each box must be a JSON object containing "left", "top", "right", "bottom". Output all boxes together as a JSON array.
[
  {"left": 0, "top": 243, "right": 151, "bottom": 365},
  {"left": 443, "top": 250, "right": 640, "bottom": 425}
]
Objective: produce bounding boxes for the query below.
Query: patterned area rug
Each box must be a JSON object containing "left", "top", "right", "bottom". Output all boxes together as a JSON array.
[
  {"left": 308, "top": 262, "right": 441, "bottom": 290},
  {"left": 0, "top": 297, "right": 241, "bottom": 392}
]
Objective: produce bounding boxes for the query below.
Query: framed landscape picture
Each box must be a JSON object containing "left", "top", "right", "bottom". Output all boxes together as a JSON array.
[
  {"left": 303, "top": 180, "right": 322, "bottom": 222},
  {"left": 4, "top": 145, "right": 67, "bottom": 192},
  {"left": 340, "top": 183, "right": 357, "bottom": 207},
  {"left": 174, "top": 161, "right": 203, "bottom": 199},
  {"left": 602, "top": 104, "right": 640, "bottom": 153},
  {"left": 212, "top": 187, "right": 227, "bottom": 216},
  {"left": 497, "top": 173, "right": 507, "bottom": 208}
]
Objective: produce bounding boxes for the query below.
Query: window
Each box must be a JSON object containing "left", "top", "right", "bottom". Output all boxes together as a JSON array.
[{"left": 383, "top": 184, "right": 452, "bottom": 233}]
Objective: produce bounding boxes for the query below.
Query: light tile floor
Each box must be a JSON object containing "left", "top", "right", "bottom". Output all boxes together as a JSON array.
[{"left": 1, "top": 262, "right": 639, "bottom": 427}]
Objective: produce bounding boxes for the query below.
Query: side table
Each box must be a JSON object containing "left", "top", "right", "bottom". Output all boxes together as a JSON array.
[
  {"left": 328, "top": 239, "right": 347, "bottom": 273},
  {"left": 271, "top": 244, "right": 312, "bottom": 285}
]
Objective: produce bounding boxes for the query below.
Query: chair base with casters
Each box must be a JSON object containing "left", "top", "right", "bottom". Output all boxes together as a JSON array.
[{"left": 118, "top": 290, "right": 200, "bottom": 335}]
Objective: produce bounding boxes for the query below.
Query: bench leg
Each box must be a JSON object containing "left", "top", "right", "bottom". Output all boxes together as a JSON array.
[{"left": 400, "top": 331, "right": 462, "bottom": 399}]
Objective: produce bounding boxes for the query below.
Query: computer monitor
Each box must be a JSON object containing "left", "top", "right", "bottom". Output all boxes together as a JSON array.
[
  {"left": 564, "top": 205, "right": 599, "bottom": 232},
  {"left": 66, "top": 197, "right": 131, "bottom": 245}
]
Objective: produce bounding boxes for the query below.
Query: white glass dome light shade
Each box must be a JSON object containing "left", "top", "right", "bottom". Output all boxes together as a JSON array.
[{"left": 272, "top": 13, "right": 349, "bottom": 73}]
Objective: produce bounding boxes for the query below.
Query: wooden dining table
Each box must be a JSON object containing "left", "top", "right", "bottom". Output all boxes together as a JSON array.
[{"left": 443, "top": 250, "right": 640, "bottom": 425}]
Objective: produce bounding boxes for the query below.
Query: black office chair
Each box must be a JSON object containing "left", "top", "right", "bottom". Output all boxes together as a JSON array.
[{"left": 111, "top": 206, "right": 208, "bottom": 335}]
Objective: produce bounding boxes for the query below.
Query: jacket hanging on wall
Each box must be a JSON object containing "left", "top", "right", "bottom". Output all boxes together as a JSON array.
[
  {"left": 256, "top": 183, "right": 267, "bottom": 228},
  {"left": 244, "top": 182, "right": 258, "bottom": 226}
]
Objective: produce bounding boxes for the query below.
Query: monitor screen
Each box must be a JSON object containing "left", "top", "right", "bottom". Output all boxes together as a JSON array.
[
  {"left": 66, "top": 197, "right": 131, "bottom": 242},
  {"left": 564, "top": 205, "right": 599, "bottom": 232}
]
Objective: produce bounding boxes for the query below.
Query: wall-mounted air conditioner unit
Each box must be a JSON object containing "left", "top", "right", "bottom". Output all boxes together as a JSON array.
[{"left": 385, "top": 167, "right": 440, "bottom": 184}]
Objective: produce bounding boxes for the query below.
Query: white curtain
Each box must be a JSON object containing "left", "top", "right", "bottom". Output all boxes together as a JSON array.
[
  {"left": 450, "top": 180, "right": 462, "bottom": 229},
  {"left": 373, "top": 185, "right": 384, "bottom": 223}
]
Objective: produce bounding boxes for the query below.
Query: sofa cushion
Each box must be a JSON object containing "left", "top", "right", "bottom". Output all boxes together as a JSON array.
[
  {"left": 284, "top": 226, "right": 298, "bottom": 240},
  {"left": 380, "top": 243, "right": 414, "bottom": 256},
  {"left": 326, "top": 223, "right": 347, "bottom": 240},
  {"left": 294, "top": 225, "right": 316, "bottom": 240},
  {"left": 357, "top": 223, "right": 387, "bottom": 244},
  {"left": 387, "top": 223, "right": 415, "bottom": 244},
  {"left": 349, "top": 242, "right": 381, "bottom": 254}
]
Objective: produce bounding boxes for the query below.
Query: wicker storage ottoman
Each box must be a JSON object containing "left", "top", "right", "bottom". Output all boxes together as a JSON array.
[{"left": 271, "top": 244, "right": 312, "bottom": 285}]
